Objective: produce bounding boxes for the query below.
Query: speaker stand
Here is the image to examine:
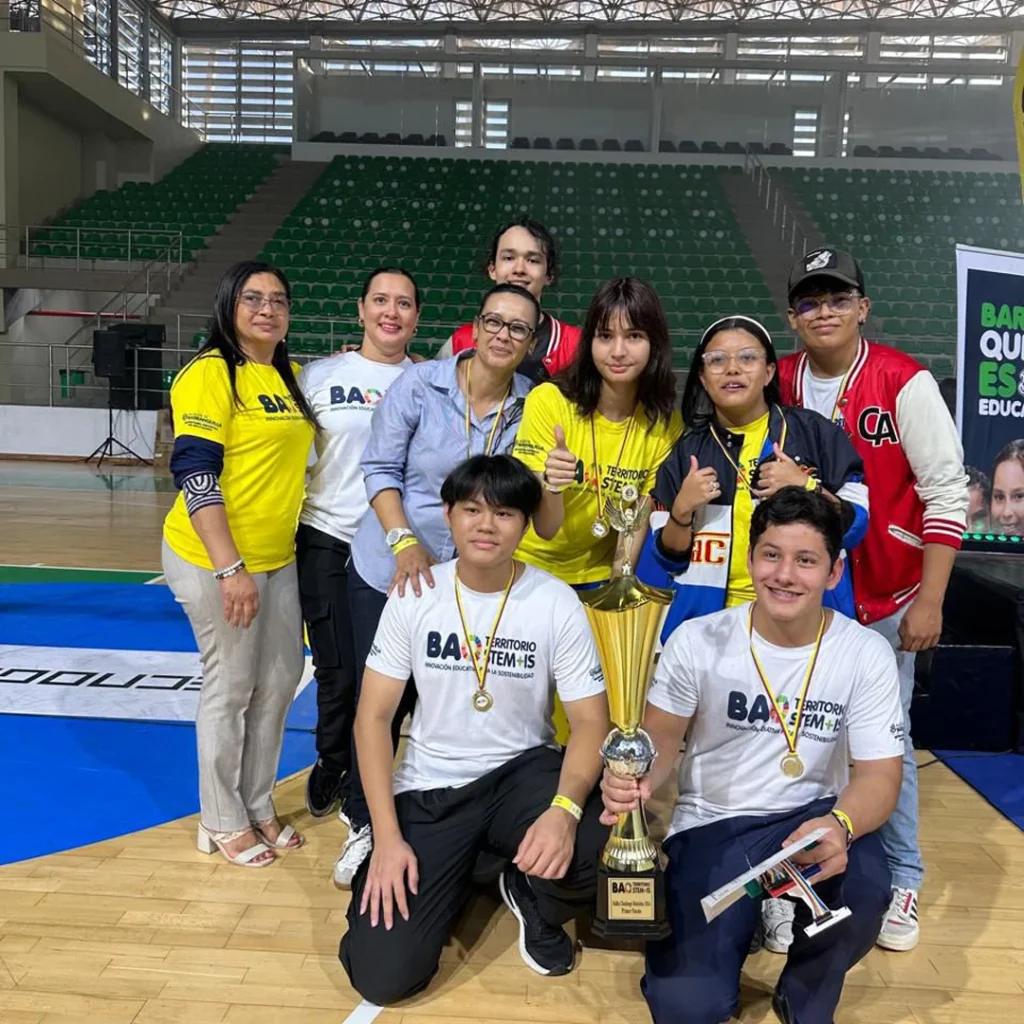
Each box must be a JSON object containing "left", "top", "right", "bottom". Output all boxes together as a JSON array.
[{"left": 85, "top": 398, "right": 150, "bottom": 469}]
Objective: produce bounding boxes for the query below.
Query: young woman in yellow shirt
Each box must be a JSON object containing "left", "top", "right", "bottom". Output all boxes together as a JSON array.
[{"left": 513, "top": 277, "right": 682, "bottom": 588}]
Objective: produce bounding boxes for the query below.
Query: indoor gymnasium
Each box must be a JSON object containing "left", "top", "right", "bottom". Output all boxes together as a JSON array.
[{"left": 0, "top": 2, "right": 1023, "bottom": 1023}]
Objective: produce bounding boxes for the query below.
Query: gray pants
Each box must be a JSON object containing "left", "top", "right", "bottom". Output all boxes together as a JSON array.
[{"left": 162, "top": 541, "right": 305, "bottom": 833}]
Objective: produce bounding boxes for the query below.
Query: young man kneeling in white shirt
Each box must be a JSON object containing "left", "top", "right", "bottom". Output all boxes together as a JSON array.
[
  {"left": 602, "top": 487, "right": 904, "bottom": 1024},
  {"left": 340, "top": 454, "right": 610, "bottom": 1005}
]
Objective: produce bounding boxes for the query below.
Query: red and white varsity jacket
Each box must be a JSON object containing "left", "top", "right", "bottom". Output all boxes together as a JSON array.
[
  {"left": 449, "top": 313, "right": 581, "bottom": 379},
  {"left": 779, "top": 337, "right": 969, "bottom": 626}
]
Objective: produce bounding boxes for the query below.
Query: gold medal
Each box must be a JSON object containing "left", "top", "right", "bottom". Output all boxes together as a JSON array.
[
  {"left": 621, "top": 483, "right": 639, "bottom": 504},
  {"left": 748, "top": 604, "right": 825, "bottom": 784},
  {"left": 591, "top": 519, "right": 609, "bottom": 539},
  {"left": 455, "top": 563, "right": 517, "bottom": 717}
]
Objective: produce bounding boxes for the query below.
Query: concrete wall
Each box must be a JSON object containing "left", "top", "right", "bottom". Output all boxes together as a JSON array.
[
  {"left": 18, "top": 97, "right": 83, "bottom": 226},
  {"left": 300, "top": 72, "right": 1014, "bottom": 158}
]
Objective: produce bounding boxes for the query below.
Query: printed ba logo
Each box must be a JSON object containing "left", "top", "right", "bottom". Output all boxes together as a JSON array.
[
  {"left": 804, "top": 249, "right": 835, "bottom": 273},
  {"left": 857, "top": 406, "right": 899, "bottom": 447},
  {"left": 330, "top": 385, "right": 384, "bottom": 408},
  {"left": 460, "top": 634, "right": 484, "bottom": 660}
]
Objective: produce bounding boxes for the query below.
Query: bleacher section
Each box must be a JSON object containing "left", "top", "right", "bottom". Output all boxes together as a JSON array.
[
  {"left": 257, "top": 155, "right": 780, "bottom": 362},
  {"left": 27, "top": 145, "right": 287, "bottom": 264},
  {"left": 783, "top": 166, "right": 1023, "bottom": 377}
]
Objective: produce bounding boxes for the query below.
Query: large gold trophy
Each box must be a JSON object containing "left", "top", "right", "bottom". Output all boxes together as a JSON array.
[{"left": 579, "top": 486, "right": 673, "bottom": 939}]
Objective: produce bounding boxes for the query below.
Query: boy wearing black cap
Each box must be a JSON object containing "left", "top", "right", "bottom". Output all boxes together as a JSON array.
[{"left": 773, "top": 247, "right": 969, "bottom": 953}]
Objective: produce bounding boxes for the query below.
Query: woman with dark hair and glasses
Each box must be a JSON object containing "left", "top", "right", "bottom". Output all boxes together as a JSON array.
[
  {"left": 513, "top": 277, "right": 681, "bottom": 588},
  {"left": 162, "top": 260, "right": 318, "bottom": 867},
  {"left": 637, "top": 315, "right": 869, "bottom": 649},
  {"left": 333, "top": 282, "right": 538, "bottom": 886},
  {"left": 296, "top": 267, "right": 420, "bottom": 821}
]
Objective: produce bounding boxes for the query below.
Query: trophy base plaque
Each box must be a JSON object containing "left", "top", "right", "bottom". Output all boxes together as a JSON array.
[{"left": 592, "top": 863, "right": 671, "bottom": 940}]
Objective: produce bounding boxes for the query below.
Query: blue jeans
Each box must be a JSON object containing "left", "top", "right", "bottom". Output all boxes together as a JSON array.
[
  {"left": 644, "top": 798, "right": 891, "bottom": 1024},
  {"left": 870, "top": 605, "right": 924, "bottom": 892}
]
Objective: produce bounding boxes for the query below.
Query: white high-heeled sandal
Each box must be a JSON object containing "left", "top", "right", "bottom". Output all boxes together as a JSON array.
[
  {"left": 252, "top": 819, "right": 305, "bottom": 850},
  {"left": 197, "top": 825, "right": 275, "bottom": 867}
]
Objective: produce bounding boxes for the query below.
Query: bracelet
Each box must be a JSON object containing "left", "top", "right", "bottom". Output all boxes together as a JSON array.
[
  {"left": 668, "top": 511, "right": 694, "bottom": 529},
  {"left": 391, "top": 536, "right": 420, "bottom": 556},
  {"left": 542, "top": 472, "right": 567, "bottom": 495},
  {"left": 551, "top": 794, "right": 583, "bottom": 822},
  {"left": 213, "top": 559, "right": 245, "bottom": 581},
  {"left": 830, "top": 808, "right": 855, "bottom": 846},
  {"left": 804, "top": 475, "right": 821, "bottom": 492}
]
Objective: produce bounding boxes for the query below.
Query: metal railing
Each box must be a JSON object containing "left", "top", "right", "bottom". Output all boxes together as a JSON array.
[
  {"left": 0, "top": 224, "right": 186, "bottom": 273},
  {"left": 744, "top": 147, "right": 810, "bottom": 258},
  {"left": 3, "top": 0, "right": 210, "bottom": 139}
]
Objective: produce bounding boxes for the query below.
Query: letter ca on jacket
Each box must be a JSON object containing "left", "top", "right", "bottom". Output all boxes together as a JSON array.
[{"left": 857, "top": 406, "right": 899, "bottom": 447}]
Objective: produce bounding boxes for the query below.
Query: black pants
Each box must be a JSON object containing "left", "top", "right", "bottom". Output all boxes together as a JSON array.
[
  {"left": 296, "top": 524, "right": 357, "bottom": 786},
  {"left": 346, "top": 563, "right": 417, "bottom": 829},
  {"left": 339, "top": 745, "right": 607, "bottom": 1006}
]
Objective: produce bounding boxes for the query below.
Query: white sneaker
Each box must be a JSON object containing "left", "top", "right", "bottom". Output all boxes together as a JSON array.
[
  {"left": 333, "top": 824, "right": 373, "bottom": 889},
  {"left": 876, "top": 888, "right": 920, "bottom": 951},
  {"left": 761, "top": 897, "right": 795, "bottom": 954}
]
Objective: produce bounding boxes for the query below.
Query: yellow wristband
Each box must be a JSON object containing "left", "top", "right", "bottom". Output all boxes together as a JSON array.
[
  {"left": 804, "top": 475, "right": 821, "bottom": 492},
  {"left": 830, "top": 808, "right": 855, "bottom": 842},
  {"left": 551, "top": 795, "right": 583, "bottom": 822},
  {"left": 391, "top": 536, "right": 420, "bottom": 555}
]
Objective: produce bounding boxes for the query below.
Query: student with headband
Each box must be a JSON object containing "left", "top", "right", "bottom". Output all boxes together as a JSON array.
[
  {"left": 335, "top": 282, "right": 537, "bottom": 887},
  {"left": 636, "top": 315, "right": 870, "bottom": 645}
]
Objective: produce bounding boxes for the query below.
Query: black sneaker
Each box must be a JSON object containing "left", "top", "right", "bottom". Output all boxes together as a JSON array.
[
  {"left": 499, "top": 866, "right": 576, "bottom": 976},
  {"left": 305, "top": 761, "right": 344, "bottom": 817}
]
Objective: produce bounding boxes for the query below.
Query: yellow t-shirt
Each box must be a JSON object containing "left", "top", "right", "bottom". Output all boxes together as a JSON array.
[
  {"left": 724, "top": 411, "right": 770, "bottom": 608},
  {"left": 163, "top": 352, "right": 315, "bottom": 573},
  {"left": 513, "top": 383, "right": 683, "bottom": 585}
]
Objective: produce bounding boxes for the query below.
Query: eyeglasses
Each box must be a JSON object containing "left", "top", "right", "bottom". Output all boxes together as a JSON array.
[
  {"left": 792, "top": 292, "right": 859, "bottom": 318},
  {"left": 239, "top": 292, "right": 290, "bottom": 314},
  {"left": 701, "top": 348, "right": 766, "bottom": 374},
  {"left": 477, "top": 312, "right": 534, "bottom": 344}
]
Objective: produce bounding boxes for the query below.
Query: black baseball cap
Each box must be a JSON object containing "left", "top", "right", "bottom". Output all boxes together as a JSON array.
[{"left": 787, "top": 248, "right": 865, "bottom": 303}]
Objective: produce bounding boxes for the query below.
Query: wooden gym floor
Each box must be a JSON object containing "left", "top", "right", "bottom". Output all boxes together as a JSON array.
[{"left": 1, "top": 460, "right": 1022, "bottom": 1024}]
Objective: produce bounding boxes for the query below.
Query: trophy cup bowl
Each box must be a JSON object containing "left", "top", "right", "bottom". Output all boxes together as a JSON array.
[{"left": 579, "top": 491, "right": 674, "bottom": 939}]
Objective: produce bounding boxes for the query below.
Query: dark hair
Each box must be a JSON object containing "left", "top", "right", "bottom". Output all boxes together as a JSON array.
[
  {"left": 477, "top": 282, "right": 542, "bottom": 326},
  {"left": 967, "top": 465, "right": 991, "bottom": 500},
  {"left": 749, "top": 487, "right": 843, "bottom": 566},
  {"left": 680, "top": 315, "right": 782, "bottom": 429},
  {"left": 360, "top": 266, "right": 421, "bottom": 309},
  {"left": 198, "top": 260, "right": 319, "bottom": 427},
  {"left": 483, "top": 216, "right": 560, "bottom": 287},
  {"left": 441, "top": 454, "right": 543, "bottom": 520},
  {"left": 993, "top": 439, "right": 1024, "bottom": 476},
  {"left": 556, "top": 278, "right": 676, "bottom": 427}
]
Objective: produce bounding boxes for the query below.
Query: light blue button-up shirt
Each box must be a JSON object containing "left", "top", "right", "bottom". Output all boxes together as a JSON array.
[{"left": 351, "top": 353, "right": 533, "bottom": 594}]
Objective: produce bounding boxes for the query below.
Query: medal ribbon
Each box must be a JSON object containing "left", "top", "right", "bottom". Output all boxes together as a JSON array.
[
  {"left": 825, "top": 364, "right": 854, "bottom": 424},
  {"left": 454, "top": 564, "right": 517, "bottom": 704},
  {"left": 589, "top": 411, "right": 635, "bottom": 522},
  {"left": 747, "top": 603, "right": 825, "bottom": 760},
  {"left": 464, "top": 356, "right": 512, "bottom": 460},
  {"left": 709, "top": 405, "right": 788, "bottom": 492}
]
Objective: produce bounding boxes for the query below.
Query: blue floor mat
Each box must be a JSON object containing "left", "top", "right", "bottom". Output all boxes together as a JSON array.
[
  {"left": 933, "top": 750, "right": 1024, "bottom": 831},
  {"left": 0, "top": 715, "right": 317, "bottom": 864}
]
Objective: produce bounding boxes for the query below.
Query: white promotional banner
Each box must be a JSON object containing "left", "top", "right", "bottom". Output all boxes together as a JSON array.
[{"left": 0, "top": 645, "right": 314, "bottom": 722}]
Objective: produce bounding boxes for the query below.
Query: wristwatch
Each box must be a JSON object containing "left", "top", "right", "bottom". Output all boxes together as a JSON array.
[{"left": 385, "top": 527, "right": 416, "bottom": 550}]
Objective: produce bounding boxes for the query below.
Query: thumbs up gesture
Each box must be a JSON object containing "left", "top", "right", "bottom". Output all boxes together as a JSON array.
[
  {"left": 543, "top": 424, "right": 579, "bottom": 494},
  {"left": 751, "top": 442, "right": 809, "bottom": 499},
  {"left": 673, "top": 454, "right": 721, "bottom": 520}
]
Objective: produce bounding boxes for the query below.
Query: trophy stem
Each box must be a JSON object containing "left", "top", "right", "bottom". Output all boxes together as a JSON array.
[{"left": 602, "top": 806, "right": 659, "bottom": 873}]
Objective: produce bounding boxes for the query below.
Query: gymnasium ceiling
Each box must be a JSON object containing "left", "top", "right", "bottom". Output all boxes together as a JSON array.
[{"left": 151, "top": 0, "right": 1024, "bottom": 25}]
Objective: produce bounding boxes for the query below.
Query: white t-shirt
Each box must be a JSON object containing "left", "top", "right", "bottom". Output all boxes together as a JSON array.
[
  {"left": 366, "top": 560, "right": 607, "bottom": 794},
  {"left": 801, "top": 367, "right": 845, "bottom": 422},
  {"left": 647, "top": 603, "right": 903, "bottom": 838},
  {"left": 299, "top": 350, "right": 413, "bottom": 543}
]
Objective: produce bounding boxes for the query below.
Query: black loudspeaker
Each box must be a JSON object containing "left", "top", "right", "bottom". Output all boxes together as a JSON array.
[
  {"left": 93, "top": 331, "right": 127, "bottom": 377},
  {"left": 92, "top": 323, "right": 165, "bottom": 411}
]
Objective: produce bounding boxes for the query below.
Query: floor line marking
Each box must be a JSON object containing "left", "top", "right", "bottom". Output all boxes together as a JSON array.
[{"left": 341, "top": 1000, "right": 383, "bottom": 1024}]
